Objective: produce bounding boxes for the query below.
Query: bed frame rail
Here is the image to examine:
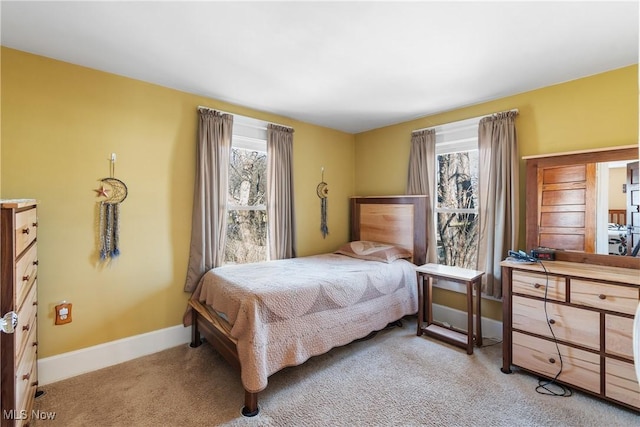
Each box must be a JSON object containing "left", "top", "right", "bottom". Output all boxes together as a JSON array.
[{"left": 189, "top": 300, "right": 259, "bottom": 416}]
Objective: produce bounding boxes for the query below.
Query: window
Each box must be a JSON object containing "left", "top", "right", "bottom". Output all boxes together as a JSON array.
[
  {"left": 433, "top": 117, "right": 481, "bottom": 270},
  {"left": 224, "top": 115, "right": 268, "bottom": 265}
]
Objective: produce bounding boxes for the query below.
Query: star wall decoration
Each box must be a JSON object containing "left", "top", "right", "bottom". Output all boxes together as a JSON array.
[{"left": 94, "top": 185, "right": 110, "bottom": 198}]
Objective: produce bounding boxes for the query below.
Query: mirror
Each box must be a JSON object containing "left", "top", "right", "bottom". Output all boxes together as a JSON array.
[
  {"left": 524, "top": 145, "right": 640, "bottom": 268},
  {"left": 595, "top": 160, "right": 635, "bottom": 255}
]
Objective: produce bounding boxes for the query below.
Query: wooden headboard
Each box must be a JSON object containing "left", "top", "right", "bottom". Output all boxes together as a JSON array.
[
  {"left": 349, "top": 195, "right": 428, "bottom": 265},
  {"left": 609, "top": 209, "right": 627, "bottom": 226}
]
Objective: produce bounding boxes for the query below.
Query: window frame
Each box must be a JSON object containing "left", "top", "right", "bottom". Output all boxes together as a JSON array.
[
  {"left": 224, "top": 114, "right": 269, "bottom": 264},
  {"left": 431, "top": 116, "right": 483, "bottom": 269}
]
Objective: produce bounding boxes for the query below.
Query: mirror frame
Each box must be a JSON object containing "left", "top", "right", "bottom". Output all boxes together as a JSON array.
[{"left": 524, "top": 145, "right": 640, "bottom": 269}]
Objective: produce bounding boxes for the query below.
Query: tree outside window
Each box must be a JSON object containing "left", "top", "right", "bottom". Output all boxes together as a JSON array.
[
  {"left": 224, "top": 147, "right": 267, "bottom": 264},
  {"left": 436, "top": 150, "right": 479, "bottom": 269}
]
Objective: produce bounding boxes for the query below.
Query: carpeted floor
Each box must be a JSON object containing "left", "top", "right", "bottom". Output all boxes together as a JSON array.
[{"left": 32, "top": 316, "right": 638, "bottom": 426}]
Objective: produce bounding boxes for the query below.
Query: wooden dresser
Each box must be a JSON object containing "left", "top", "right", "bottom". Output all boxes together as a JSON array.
[
  {"left": 501, "top": 260, "right": 640, "bottom": 411},
  {"left": 1, "top": 200, "right": 39, "bottom": 426}
]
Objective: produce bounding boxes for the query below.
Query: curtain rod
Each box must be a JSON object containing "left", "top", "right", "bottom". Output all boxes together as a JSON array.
[
  {"left": 197, "top": 105, "right": 293, "bottom": 130},
  {"left": 412, "top": 108, "right": 519, "bottom": 133}
]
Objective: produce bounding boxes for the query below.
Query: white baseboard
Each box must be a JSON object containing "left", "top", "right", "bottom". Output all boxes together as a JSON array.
[
  {"left": 431, "top": 302, "right": 503, "bottom": 342},
  {"left": 37, "top": 325, "right": 191, "bottom": 386},
  {"left": 38, "top": 304, "right": 502, "bottom": 386}
]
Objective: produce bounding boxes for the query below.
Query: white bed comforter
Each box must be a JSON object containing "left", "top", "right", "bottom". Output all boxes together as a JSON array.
[{"left": 188, "top": 253, "right": 418, "bottom": 393}]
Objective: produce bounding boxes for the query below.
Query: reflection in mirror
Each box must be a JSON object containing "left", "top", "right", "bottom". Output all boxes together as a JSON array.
[
  {"left": 596, "top": 160, "right": 634, "bottom": 255},
  {"left": 525, "top": 145, "right": 640, "bottom": 268}
]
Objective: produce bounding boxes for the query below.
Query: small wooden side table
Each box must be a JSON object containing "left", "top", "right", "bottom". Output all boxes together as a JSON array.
[{"left": 416, "top": 263, "right": 484, "bottom": 354}]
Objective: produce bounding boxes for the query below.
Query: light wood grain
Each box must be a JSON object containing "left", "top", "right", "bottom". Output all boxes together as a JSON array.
[
  {"left": 513, "top": 332, "right": 600, "bottom": 393},
  {"left": 512, "top": 296, "right": 600, "bottom": 350},
  {"left": 14, "top": 324, "right": 37, "bottom": 427},
  {"left": 571, "top": 279, "right": 639, "bottom": 315},
  {"left": 359, "top": 204, "right": 414, "bottom": 253},
  {"left": 14, "top": 283, "right": 37, "bottom": 364},
  {"left": 525, "top": 146, "right": 640, "bottom": 267},
  {"left": 15, "top": 244, "right": 37, "bottom": 310},
  {"left": 605, "top": 358, "right": 640, "bottom": 408},
  {"left": 608, "top": 209, "right": 627, "bottom": 225},
  {"left": 605, "top": 314, "right": 634, "bottom": 359},
  {"left": 14, "top": 208, "right": 37, "bottom": 256},
  {"left": 512, "top": 270, "right": 566, "bottom": 301},
  {"left": 1, "top": 202, "right": 39, "bottom": 426},
  {"left": 500, "top": 260, "right": 640, "bottom": 285},
  {"left": 504, "top": 224, "right": 640, "bottom": 411}
]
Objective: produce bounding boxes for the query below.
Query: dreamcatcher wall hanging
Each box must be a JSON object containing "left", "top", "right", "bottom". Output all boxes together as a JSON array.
[
  {"left": 94, "top": 153, "right": 128, "bottom": 261},
  {"left": 317, "top": 167, "right": 329, "bottom": 238}
]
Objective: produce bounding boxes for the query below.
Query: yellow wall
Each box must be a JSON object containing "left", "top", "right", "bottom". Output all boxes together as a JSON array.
[
  {"left": 0, "top": 47, "right": 355, "bottom": 357},
  {"left": 608, "top": 167, "right": 628, "bottom": 210},
  {"left": 353, "top": 65, "right": 639, "bottom": 320},
  {"left": 2, "top": 46, "right": 638, "bottom": 356}
]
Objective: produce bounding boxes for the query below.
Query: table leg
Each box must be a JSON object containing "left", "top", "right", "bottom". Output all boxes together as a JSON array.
[
  {"left": 426, "top": 276, "right": 433, "bottom": 325},
  {"left": 466, "top": 281, "right": 473, "bottom": 354},
  {"left": 475, "top": 280, "right": 483, "bottom": 347},
  {"left": 416, "top": 273, "right": 424, "bottom": 336}
]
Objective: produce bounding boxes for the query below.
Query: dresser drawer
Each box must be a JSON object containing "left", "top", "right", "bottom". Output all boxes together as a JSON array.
[
  {"left": 605, "top": 314, "right": 633, "bottom": 359},
  {"left": 571, "top": 279, "right": 639, "bottom": 315},
  {"left": 16, "top": 243, "right": 37, "bottom": 309},
  {"left": 513, "top": 295, "right": 600, "bottom": 350},
  {"left": 14, "top": 281, "right": 37, "bottom": 362},
  {"left": 512, "top": 270, "right": 566, "bottom": 301},
  {"left": 14, "top": 208, "right": 37, "bottom": 256},
  {"left": 605, "top": 358, "right": 640, "bottom": 409},
  {"left": 15, "top": 324, "right": 37, "bottom": 416},
  {"left": 513, "top": 332, "right": 600, "bottom": 393}
]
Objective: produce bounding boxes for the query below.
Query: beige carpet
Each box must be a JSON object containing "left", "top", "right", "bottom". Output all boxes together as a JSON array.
[{"left": 33, "top": 316, "right": 638, "bottom": 426}]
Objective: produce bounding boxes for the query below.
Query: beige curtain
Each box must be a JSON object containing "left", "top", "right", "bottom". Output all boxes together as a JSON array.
[
  {"left": 267, "top": 124, "right": 296, "bottom": 259},
  {"left": 477, "top": 111, "right": 519, "bottom": 299},
  {"left": 183, "top": 110, "right": 233, "bottom": 292},
  {"left": 407, "top": 129, "right": 437, "bottom": 264}
]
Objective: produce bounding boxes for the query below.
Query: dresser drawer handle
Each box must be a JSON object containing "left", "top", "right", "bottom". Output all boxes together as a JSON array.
[
  {"left": 31, "top": 381, "right": 38, "bottom": 387},
  {"left": 33, "top": 301, "right": 38, "bottom": 306},
  {"left": 22, "top": 228, "right": 30, "bottom": 235},
  {"left": 32, "top": 222, "right": 38, "bottom": 228},
  {"left": 534, "top": 283, "right": 542, "bottom": 289},
  {"left": 22, "top": 324, "right": 30, "bottom": 331},
  {"left": 548, "top": 358, "right": 556, "bottom": 364},
  {"left": 32, "top": 341, "right": 38, "bottom": 346},
  {"left": 33, "top": 260, "right": 39, "bottom": 266},
  {"left": 598, "top": 294, "right": 606, "bottom": 300},
  {"left": 22, "top": 274, "right": 30, "bottom": 281},
  {"left": 548, "top": 319, "right": 556, "bottom": 325},
  {"left": 22, "top": 372, "right": 30, "bottom": 381}
]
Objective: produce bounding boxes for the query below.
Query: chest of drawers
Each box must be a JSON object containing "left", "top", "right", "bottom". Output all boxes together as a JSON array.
[
  {"left": 1, "top": 200, "right": 39, "bottom": 426},
  {"left": 501, "top": 260, "right": 640, "bottom": 411}
]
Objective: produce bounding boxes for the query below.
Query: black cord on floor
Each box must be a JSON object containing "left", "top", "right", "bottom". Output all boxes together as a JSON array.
[{"left": 534, "top": 260, "right": 572, "bottom": 397}]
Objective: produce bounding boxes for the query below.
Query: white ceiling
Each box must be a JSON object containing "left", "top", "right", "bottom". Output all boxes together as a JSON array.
[{"left": 1, "top": 1, "right": 638, "bottom": 134}]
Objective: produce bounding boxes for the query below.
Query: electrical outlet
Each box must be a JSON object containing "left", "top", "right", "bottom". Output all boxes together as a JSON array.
[{"left": 55, "top": 302, "right": 72, "bottom": 325}]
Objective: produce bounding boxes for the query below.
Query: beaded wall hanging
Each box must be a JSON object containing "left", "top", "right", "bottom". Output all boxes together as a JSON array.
[
  {"left": 94, "top": 153, "right": 128, "bottom": 260},
  {"left": 317, "top": 167, "right": 329, "bottom": 238}
]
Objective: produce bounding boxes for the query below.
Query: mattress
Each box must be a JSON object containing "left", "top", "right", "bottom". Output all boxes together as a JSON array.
[{"left": 188, "top": 253, "right": 418, "bottom": 393}]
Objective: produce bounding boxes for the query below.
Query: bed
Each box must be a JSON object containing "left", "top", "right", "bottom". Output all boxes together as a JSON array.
[
  {"left": 608, "top": 210, "right": 629, "bottom": 255},
  {"left": 608, "top": 209, "right": 627, "bottom": 226},
  {"left": 184, "top": 195, "right": 427, "bottom": 416},
  {"left": 608, "top": 223, "right": 628, "bottom": 255}
]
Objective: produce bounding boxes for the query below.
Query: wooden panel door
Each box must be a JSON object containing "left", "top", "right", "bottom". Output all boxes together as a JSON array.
[
  {"left": 626, "top": 161, "right": 639, "bottom": 256},
  {"left": 537, "top": 163, "right": 596, "bottom": 252}
]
